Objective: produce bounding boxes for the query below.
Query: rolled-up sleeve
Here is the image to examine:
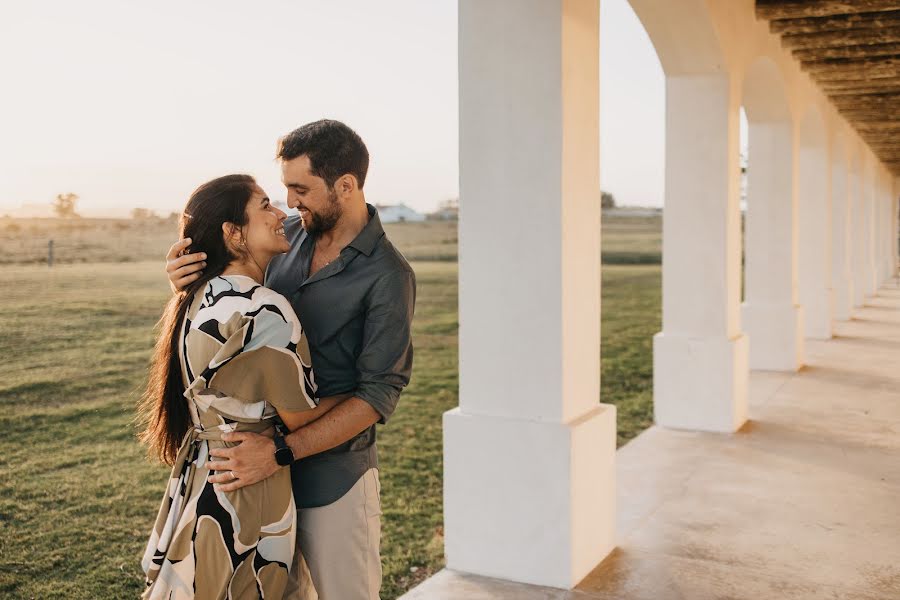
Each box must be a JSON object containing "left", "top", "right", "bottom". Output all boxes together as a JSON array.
[{"left": 354, "top": 267, "right": 416, "bottom": 423}]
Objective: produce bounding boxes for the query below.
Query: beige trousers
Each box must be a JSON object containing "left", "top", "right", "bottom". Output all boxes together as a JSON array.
[{"left": 285, "top": 468, "right": 382, "bottom": 600}]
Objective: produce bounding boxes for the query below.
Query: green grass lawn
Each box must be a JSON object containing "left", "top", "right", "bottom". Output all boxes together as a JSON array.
[
  {"left": 0, "top": 218, "right": 662, "bottom": 598},
  {"left": 600, "top": 213, "right": 662, "bottom": 264}
]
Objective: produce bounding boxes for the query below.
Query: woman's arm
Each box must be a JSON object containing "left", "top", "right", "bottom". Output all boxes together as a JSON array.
[{"left": 277, "top": 392, "right": 353, "bottom": 432}]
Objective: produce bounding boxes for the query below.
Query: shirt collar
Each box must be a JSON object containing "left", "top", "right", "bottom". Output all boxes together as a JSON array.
[{"left": 347, "top": 204, "right": 384, "bottom": 257}]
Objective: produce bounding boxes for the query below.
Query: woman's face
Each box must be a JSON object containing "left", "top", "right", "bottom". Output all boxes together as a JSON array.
[{"left": 240, "top": 186, "right": 290, "bottom": 258}]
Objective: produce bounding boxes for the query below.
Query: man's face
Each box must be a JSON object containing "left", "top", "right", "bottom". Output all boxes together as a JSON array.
[{"left": 281, "top": 155, "right": 342, "bottom": 236}]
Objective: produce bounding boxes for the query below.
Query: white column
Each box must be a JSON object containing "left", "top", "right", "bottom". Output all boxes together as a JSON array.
[
  {"left": 446, "top": 0, "right": 615, "bottom": 589},
  {"left": 877, "top": 174, "right": 888, "bottom": 285},
  {"left": 881, "top": 173, "right": 894, "bottom": 283},
  {"left": 893, "top": 179, "right": 899, "bottom": 278},
  {"left": 876, "top": 172, "right": 883, "bottom": 288},
  {"left": 852, "top": 161, "right": 867, "bottom": 307},
  {"left": 893, "top": 181, "right": 899, "bottom": 277},
  {"left": 864, "top": 167, "right": 878, "bottom": 296},
  {"left": 885, "top": 176, "right": 894, "bottom": 282},
  {"left": 652, "top": 74, "right": 747, "bottom": 433},
  {"left": 742, "top": 122, "right": 804, "bottom": 370},
  {"left": 831, "top": 155, "right": 853, "bottom": 320},
  {"left": 798, "top": 129, "right": 832, "bottom": 339}
]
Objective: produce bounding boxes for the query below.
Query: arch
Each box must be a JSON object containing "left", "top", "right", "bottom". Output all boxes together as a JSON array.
[
  {"left": 639, "top": 0, "right": 748, "bottom": 432},
  {"left": 627, "top": 0, "right": 724, "bottom": 75},
  {"left": 743, "top": 56, "right": 791, "bottom": 123}
]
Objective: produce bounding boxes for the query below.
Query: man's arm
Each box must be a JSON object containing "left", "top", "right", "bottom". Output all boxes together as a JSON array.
[
  {"left": 206, "top": 398, "right": 379, "bottom": 492},
  {"left": 284, "top": 396, "right": 379, "bottom": 458},
  {"left": 206, "top": 266, "right": 416, "bottom": 491},
  {"left": 165, "top": 238, "right": 206, "bottom": 292}
]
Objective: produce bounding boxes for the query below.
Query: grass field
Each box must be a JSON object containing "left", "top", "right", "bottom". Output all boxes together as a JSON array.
[
  {"left": 0, "top": 215, "right": 660, "bottom": 598},
  {"left": 0, "top": 213, "right": 658, "bottom": 266},
  {"left": 0, "top": 217, "right": 459, "bottom": 265}
]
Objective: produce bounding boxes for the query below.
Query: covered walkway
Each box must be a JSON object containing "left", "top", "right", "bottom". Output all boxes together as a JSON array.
[
  {"left": 421, "top": 0, "right": 900, "bottom": 596},
  {"left": 404, "top": 278, "right": 900, "bottom": 599}
]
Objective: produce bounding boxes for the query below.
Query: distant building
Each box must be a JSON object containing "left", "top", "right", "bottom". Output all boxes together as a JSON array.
[
  {"left": 428, "top": 198, "right": 459, "bottom": 221},
  {"left": 376, "top": 203, "right": 425, "bottom": 223}
]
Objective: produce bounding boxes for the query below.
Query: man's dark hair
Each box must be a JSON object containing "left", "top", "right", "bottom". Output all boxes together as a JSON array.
[{"left": 277, "top": 119, "right": 370, "bottom": 189}]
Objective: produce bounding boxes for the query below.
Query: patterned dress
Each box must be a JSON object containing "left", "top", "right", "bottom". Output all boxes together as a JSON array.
[{"left": 142, "top": 275, "right": 317, "bottom": 599}]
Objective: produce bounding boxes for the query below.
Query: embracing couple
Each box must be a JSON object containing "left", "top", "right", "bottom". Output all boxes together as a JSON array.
[{"left": 137, "top": 119, "right": 416, "bottom": 599}]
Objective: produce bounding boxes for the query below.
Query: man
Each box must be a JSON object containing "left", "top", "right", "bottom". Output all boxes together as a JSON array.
[{"left": 165, "top": 119, "right": 416, "bottom": 599}]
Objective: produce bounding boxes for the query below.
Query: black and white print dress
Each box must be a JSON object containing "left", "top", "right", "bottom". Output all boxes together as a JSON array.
[{"left": 142, "top": 275, "right": 317, "bottom": 600}]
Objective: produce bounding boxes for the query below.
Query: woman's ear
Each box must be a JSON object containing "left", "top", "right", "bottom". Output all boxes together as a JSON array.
[{"left": 222, "top": 222, "right": 243, "bottom": 252}]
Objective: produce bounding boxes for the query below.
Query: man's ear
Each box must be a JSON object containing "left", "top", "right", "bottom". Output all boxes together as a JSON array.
[{"left": 336, "top": 174, "right": 357, "bottom": 199}]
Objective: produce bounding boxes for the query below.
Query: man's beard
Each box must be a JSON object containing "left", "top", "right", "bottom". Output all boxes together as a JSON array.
[{"left": 302, "top": 188, "right": 342, "bottom": 236}]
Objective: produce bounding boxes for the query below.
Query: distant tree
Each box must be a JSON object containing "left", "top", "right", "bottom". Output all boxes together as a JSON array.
[
  {"left": 131, "top": 207, "right": 158, "bottom": 220},
  {"left": 601, "top": 191, "right": 616, "bottom": 209},
  {"left": 53, "top": 193, "right": 80, "bottom": 218}
]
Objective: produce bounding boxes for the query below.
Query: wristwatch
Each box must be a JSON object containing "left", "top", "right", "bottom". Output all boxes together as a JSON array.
[{"left": 274, "top": 433, "right": 294, "bottom": 466}]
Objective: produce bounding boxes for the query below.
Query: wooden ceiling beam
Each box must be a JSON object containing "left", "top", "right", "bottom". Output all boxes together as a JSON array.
[
  {"left": 769, "top": 9, "right": 900, "bottom": 34},
  {"left": 794, "top": 42, "right": 900, "bottom": 61},
  {"left": 823, "top": 84, "right": 900, "bottom": 95},
  {"left": 857, "top": 131, "right": 900, "bottom": 139},
  {"left": 834, "top": 110, "right": 899, "bottom": 121},
  {"left": 830, "top": 92, "right": 900, "bottom": 107},
  {"left": 782, "top": 27, "right": 900, "bottom": 48},
  {"left": 847, "top": 120, "right": 900, "bottom": 130},
  {"left": 818, "top": 75, "right": 900, "bottom": 84},
  {"left": 856, "top": 129, "right": 900, "bottom": 137},
  {"left": 757, "top": 0, "right": 900, "bottom": 20},
  {"left": 806, "top": 58, "right": 900, "bottom": 80},
  {"left": 819, "top": 75, "right": 900, "bottom": 88},
  {"left": 859, "top": 132, "right": 900, "bottom": 138},
  {"left": 862, "top": 145, "right": 900, "bottom": 152},
  {"left": 756, "top": 2, "right": 900, "bottom": 168}
]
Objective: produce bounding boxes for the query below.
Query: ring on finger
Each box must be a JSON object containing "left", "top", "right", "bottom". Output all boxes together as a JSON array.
[{"left": 230, "top": 470, "right": 237, "bottom": 481}]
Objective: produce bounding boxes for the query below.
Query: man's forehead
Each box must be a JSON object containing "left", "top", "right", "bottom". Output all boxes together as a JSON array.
[{"left": 282, "top": 157, "right": 316, "bottom": 182}]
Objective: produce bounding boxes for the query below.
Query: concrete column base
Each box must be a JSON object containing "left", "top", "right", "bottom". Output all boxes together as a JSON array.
[
  {"left": 804, "top": 288, "right": 833, "bottom": 339},
  {"left": 652, "top": 333, "right": 748, "bottom": 432},
  {"left": 442, "top": 404, "right": 616, "bottom": 589},
  {"left": 853, "top": 283, "right": 866, "bottom": 308},
  {"left": 742, "top": 303, "right": 804, "bottom": 371},
  {"left": 832, "top": 277, "right": 853, "bottom": 321}
]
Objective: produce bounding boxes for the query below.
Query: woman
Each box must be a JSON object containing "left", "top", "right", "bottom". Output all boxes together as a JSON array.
[{"left": 138, "top": 174, "right": 343, "bottom": 599}]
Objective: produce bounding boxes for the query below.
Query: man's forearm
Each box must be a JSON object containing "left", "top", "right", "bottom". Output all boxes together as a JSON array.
[{"left": 285, "top": 396, "right": 380, "bottom": 460}]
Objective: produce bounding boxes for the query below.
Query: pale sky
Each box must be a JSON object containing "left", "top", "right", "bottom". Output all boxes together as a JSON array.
[{"left": 1, "top": 0, "right": 674, "bottom": 217}]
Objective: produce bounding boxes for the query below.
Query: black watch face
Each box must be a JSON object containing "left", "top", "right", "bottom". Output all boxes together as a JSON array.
[{"left": 275, "top": 446, "right": 293, "bottom": 466}]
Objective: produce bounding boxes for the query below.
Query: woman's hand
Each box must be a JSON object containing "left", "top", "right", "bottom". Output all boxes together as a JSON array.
[
  {"left": 166, "top": 238, "right": 207, "bottom": 292},
  {"left": 205, "top": 432, "right": 278, "bottom": 492}
]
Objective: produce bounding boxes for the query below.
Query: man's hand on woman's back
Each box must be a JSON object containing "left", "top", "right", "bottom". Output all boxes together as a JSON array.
[{"left": 165, "top": 238, "right": 207, "bottom": 293}]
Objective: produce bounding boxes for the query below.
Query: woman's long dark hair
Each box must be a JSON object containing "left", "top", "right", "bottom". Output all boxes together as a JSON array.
[{"left": 137, "top": 174, "right": 257, "bottom": 464}]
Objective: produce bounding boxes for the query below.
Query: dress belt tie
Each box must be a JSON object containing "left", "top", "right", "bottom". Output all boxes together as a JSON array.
[{"left": 173, "top": 420, "right": 276, "bottom": 470}]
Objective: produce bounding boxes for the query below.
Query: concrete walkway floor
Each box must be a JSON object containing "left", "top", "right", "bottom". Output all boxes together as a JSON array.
[{"left": 402, "top": 278, "right": 900, "bottom": 600}]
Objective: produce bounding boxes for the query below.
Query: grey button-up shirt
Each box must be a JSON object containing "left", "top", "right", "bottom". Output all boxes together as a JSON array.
[{"left": 266, "top": 204, "right": 416, "bottom": 508}]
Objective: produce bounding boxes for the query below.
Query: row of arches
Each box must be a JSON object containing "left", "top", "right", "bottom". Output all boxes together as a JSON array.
[{"left": 441, "top": 0, "right": 899, "bottom": 591}]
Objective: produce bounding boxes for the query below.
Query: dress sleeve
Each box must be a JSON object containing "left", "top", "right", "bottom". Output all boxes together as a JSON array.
[{"left": 188, "top": 293, "right": 318, "bottom": 413}]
